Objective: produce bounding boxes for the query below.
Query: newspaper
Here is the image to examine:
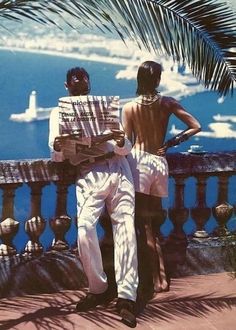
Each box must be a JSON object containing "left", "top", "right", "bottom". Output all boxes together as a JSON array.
[{"left": 58, "top": 95, "right": 120, "bottom": 164}]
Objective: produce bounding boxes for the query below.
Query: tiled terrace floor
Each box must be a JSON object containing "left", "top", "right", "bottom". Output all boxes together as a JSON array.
[{"left": 0, "top": 272, "right": 235, "bottom": 330}]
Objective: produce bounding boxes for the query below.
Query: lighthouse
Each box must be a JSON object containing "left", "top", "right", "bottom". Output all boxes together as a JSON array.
[
  {"left": 9, "top": 90, "right": 54, "bottom": 122},
  {"left": 26, "top": 90, "right": 37, "bottom": 119}
]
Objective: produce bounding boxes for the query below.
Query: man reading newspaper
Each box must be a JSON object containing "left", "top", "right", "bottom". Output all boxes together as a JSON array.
[
  {"left": 48, "top": 67, "right": 138, "bottom": 328},
  {"left": 57, "top": 94, "right": 121, "bottom": 165}
]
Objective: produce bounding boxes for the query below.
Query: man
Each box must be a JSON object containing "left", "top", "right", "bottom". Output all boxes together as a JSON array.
[
  {"left": 49, "top": 67, "right": 138, "bottom": 328},
  {"left": 122, "top": 61, "right": 201, "bottom": 296}
]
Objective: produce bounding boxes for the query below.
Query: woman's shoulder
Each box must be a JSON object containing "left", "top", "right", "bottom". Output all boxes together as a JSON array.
[
  {"left": 161, "top": 95, "right": 178, "bottom": 103},
  {"left": 123, "top": 100, "right": 138, "bottom": 111},
  {"left": 160, "top": 95, "right": 181, "bottom": 110}
]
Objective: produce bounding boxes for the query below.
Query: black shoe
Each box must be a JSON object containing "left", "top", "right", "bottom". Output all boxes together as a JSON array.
[
  {"left": 116, "top": 298, "right": 137, "bottom": 328},
  {"left": 76, "top": 290, "right": 110, "bottom": 312}
]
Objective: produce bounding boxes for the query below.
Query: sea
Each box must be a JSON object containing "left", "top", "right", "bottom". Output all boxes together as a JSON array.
[{"left": 0, "top": 49, "right": 236, "bottom": 249}]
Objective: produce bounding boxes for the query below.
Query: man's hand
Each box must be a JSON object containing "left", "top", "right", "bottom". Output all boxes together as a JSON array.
[
  {"left": 53, "top": 134, "right": 70, "bottom": 152},
  {"left": 91, "top": 133, "right": 113, "bottom": 145},
  {"left": 156, "top": 144, "right": 168, "bottom": 157},
  {"left": 111, "top": 129, "right": 125, "bottom": 147}
]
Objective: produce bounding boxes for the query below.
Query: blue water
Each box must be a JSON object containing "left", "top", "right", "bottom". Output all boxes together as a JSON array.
[
  {"left": 0, "top": 49, "right": 136, "bottom": 160},
  {"left": 1, "top": 49, "right": 236, "bottom": 160},
  {"left": 0, "top": 49, "right": 235, "bottom": 249}
]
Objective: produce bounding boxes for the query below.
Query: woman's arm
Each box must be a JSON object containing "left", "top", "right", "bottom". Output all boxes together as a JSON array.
[{"left": 157, "top": 98, "right": 201, "bottom": 156}]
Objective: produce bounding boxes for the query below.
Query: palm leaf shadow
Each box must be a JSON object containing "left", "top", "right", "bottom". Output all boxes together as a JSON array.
[
  {"left": 0, "top": 251, "right": 88, "bottom": 298},
  {"left": 0, "top": 291, "right": 236, "bottom": 329},
  {"left": 140, "top": 293, "right": 236, "bottom": 323}
]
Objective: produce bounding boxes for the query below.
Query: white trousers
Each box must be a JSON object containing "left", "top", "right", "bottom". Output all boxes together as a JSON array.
[{"left": 76, "top": 156, "right": 138, "bottom": 301}]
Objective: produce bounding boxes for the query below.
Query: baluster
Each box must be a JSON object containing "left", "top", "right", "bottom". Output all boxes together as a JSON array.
[
  {"left": 50, "top": 182, "right": 71, "bottom": 250},
  {"left": 153, "top": 208, "right": 168, "bottom": 239},
  {"left": 0, "top": 183, "right": 21, "bottom": 256},
  {"left": 212, "top": 175, "right": 233, "bottom": 236},
  {"left": 24, "top": 182, "right": 47, "bottom": 255},
  {"left": 218, "top": 175, "right": 229, "bottom": 204},
  {"left": 168, "top": 176, "right": 189, "bottom": 241},
  {"left": 191, "top": 175, "right": 211, "bottom": 238}
]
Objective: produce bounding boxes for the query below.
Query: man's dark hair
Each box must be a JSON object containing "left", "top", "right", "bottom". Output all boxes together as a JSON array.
[
  {"left": 66, "top": 67, "right": 90, "bottom": 95},
  {"left": 136, "top": 61, "right": 162, "bottom": 96},
  {"left": 66, "top": 67, "right": 89, "bottom": 84}
]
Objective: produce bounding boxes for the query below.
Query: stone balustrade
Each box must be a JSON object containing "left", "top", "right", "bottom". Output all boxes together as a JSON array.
[
  {"left": 0, "top": 152, "right": 236, "bottom": 257},
  {"left": 0, "top": 152, "right": 236, "bottom": 298}
]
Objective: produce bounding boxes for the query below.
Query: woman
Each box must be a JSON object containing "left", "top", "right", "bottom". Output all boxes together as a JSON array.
[{"left": 122, "top": 60, "right": 201, "bottom": 297}]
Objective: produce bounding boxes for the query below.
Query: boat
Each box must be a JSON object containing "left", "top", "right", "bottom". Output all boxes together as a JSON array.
[{"left": 10, "top": 91, "right": 54, "bottom": 122}]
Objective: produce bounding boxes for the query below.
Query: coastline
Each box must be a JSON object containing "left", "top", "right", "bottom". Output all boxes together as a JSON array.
[
  {"left": 0, "top": 45, "right": 210, "bottom": 101},
  {"left": 0, "top": 46, "right": 136, "bottom": 66},
  {"left": 0, "top": 45, "right": 206, "bottom": 100},
  {"left": 0, "top": 44, "right": 235, "bottom": 161}
]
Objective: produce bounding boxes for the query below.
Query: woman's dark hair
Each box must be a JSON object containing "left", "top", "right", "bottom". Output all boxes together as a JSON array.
[
  {"left": 66, "top": 67, "right": 90, "bottom": 95},
  {"left": 136, "top": 61, "right": 162, "bottom": 96}
]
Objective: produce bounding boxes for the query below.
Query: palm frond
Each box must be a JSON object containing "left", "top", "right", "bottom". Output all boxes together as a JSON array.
[
  {"left": 0, "top": 0, "right": 235, "bottom": 95},
  {"left": 0, "top": 0, "right": 58, "bottom": 24},
  {"left": 68, "top": 0, "right": 236, "bottom": 96}
]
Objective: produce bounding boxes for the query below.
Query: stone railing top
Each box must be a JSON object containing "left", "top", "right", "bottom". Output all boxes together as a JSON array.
[
  {"left": 167, "top": 151, "right": 236, "bottom": 176},
  {"left": 0, "top": 151, "right": 236, "bottom": 184},
  {"left": 0, "top": 159, "right": 75, "bottom": 184}
]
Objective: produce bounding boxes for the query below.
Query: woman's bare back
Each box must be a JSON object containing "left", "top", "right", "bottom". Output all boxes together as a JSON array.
[{"left": 123, "top": 95, "right": 201, "bottom": 155}]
